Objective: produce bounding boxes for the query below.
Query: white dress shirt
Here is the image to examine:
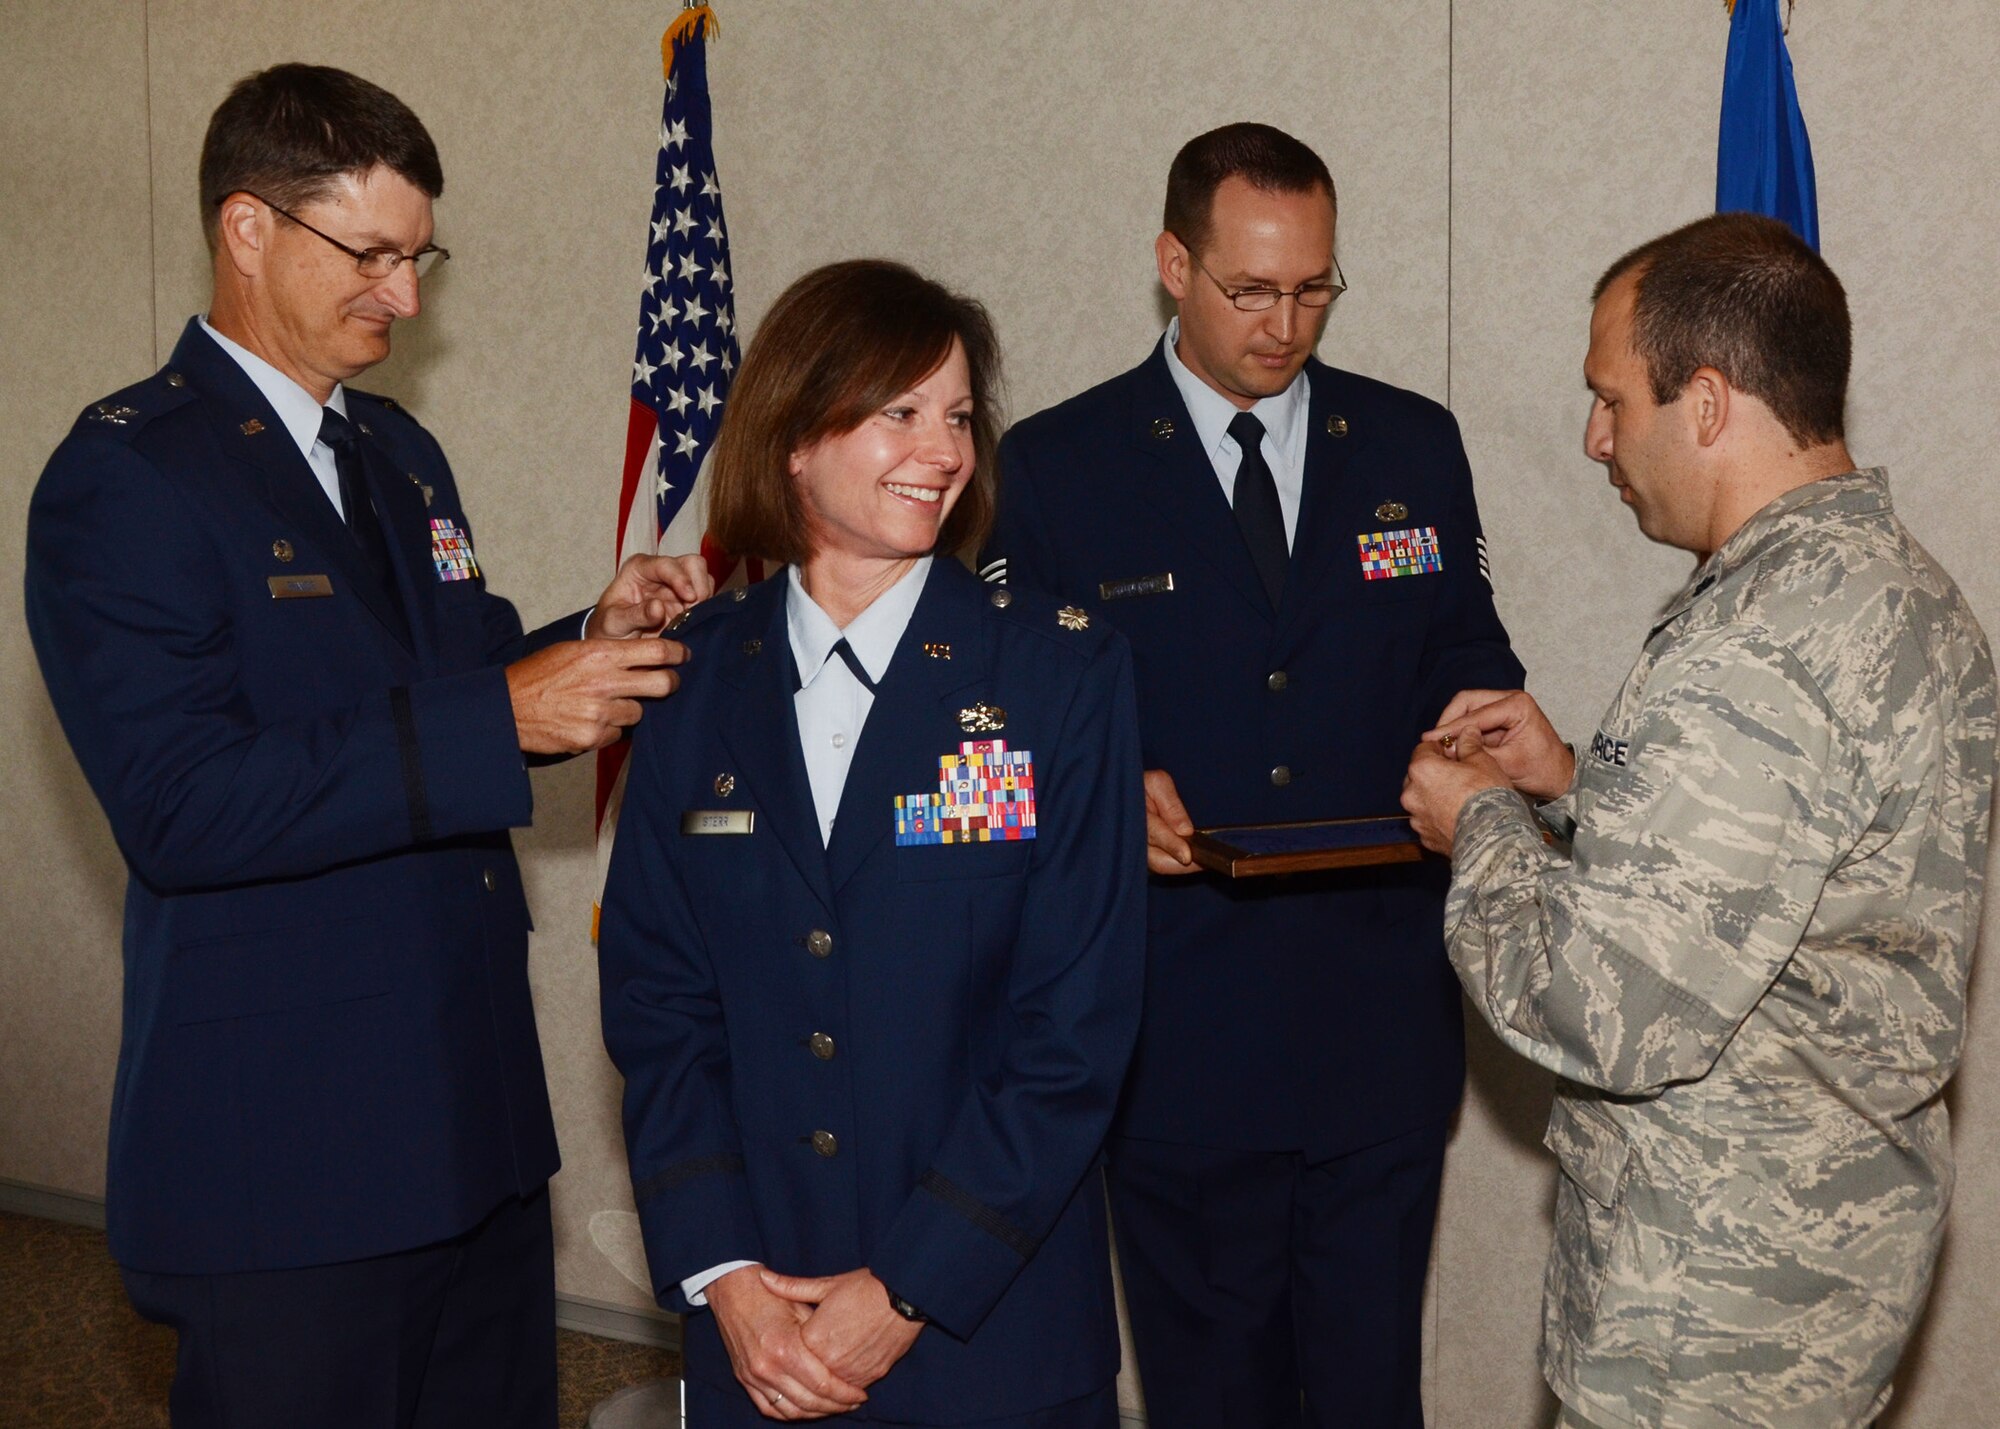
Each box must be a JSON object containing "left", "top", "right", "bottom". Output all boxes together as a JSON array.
[
  {"left": 199, "top": 315, "right": 350, "bottom": 520},
  {"left": 678, "top": 556, "right": 932, "bottom": 1308},
  {"left": 1160, "top": 318, "right": 1311, "bottom": 549}
]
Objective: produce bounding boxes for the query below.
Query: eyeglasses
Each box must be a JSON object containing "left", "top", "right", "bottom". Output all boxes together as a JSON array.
[
  {"left": 239, "top": 192, "right": 450, "bottom": 279},
  {"left": 1178, "top": 239, "right": 1345, "bottom": 312}
]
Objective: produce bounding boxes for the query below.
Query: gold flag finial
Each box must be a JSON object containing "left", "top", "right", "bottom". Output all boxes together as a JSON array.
[{"left": 663, "top": 4, "right": 719, "bottom": 83}]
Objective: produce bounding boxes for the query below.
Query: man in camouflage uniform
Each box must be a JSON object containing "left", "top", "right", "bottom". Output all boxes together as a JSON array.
[{"left": 1401, "top": 212, "right": 1996, "bottom": 1429}]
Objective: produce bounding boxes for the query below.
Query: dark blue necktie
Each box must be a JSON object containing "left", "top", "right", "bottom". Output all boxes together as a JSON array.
[
  {"left": 1228, "top": 410, "right": 1286, "bottom": 609},
  {"left": 830, "top": 638, "right": 878, "bottom": 693},
  {"left": 318, "top": 407, "right": 405, "bottom": 622}
]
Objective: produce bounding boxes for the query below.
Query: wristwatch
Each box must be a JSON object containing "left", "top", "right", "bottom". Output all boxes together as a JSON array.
[{"left": 884, "top": 1285, "right": 930, "bottom": 1323}]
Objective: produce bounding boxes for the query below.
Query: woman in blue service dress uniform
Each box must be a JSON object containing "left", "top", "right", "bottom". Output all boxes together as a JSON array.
[{"left": 597, "top": 259, "right": 1146, "bottom": 1427}]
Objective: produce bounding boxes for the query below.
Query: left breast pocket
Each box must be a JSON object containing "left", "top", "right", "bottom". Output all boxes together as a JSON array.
[{"left": 895, "top": 839, "right": 1034, "bottom": 884}]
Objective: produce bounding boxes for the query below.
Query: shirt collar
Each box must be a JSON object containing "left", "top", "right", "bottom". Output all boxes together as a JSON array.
[
  {"left": 786, "top": 556, "right": 933, "bottom": 689},
  {"left": 1654, "top": 469, "right": 1891, "bottom": 632},
  {"left": 199, "top": 314, "right": 347, "bottom": 462},
  {"left": 1160, "top": 317, "right": 1310, "bottom": 468}
]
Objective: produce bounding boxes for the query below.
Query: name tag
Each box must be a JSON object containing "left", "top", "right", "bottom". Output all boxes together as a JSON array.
[
  {"left": 681, "top": 809, "right": 755, "bottom": 835},
  {"left": 1589, "top": 731, "right": 1631, "bottom": 768},
  {"left": 268, "top": 574, "right": 334, "bottom": 599},
  {"left": 1098, "top": 572, "right": 1175, "bottom": 601}
]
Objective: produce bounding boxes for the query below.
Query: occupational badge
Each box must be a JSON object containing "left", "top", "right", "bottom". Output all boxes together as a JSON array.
[
  {"left": 894, "top": 740, "right": 1037, "bottom": 846},
  {"left": 959, "top": 703, "right": 1006, "bottom": 734}
]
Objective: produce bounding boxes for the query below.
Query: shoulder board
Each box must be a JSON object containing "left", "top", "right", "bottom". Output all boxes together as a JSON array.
[
  {"left": 345, "top": 387, "right": 423, "bottom": 428},
  {"left": 983, "top": 582, "right": 1108, "bottom": 653},
  {"left": 71, "top": 368, "right": 198, "bottom": 440},
  {"left": 666, "top": 584, "right": 761, "bottom": 639}
]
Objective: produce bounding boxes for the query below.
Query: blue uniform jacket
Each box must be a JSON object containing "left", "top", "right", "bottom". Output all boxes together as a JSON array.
[
  {"left": 23, "top": 319, "right": 566, "bottom": 1274},
  {"left": 986, "top": 350, "right": 1525, "bottom": 1159},
  {"left": 597, "top": 558, "right": 1145, "bottom": 1422}
]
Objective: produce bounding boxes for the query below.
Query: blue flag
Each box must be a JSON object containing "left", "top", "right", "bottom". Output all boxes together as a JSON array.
[{"left": 1717, "top": 0, "right": 1819, "bottom": 249}]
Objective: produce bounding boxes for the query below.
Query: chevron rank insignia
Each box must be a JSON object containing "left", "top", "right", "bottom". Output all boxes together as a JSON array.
[
  {"left": 1356, "top": 526, "right": 1442, "bottom": 581},
  {"left": 895, "top": 740, "right": 1037, "bottom": 846},
  {"left": 430, "top": 518, "right": 480, "bottom": 581}
]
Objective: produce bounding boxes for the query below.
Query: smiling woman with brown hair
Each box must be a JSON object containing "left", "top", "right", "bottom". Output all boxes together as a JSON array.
[{"left": 597, "top": 258, "right": 1148, "bottom": 1428}]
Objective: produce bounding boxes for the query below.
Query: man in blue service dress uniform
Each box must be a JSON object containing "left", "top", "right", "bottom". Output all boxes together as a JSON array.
[
  {"left": 982, "top": 125, "right": 1524, "bottom": 1426},
  {"left": 24, "top": 65, "right": 708, "bottom": 1429}
]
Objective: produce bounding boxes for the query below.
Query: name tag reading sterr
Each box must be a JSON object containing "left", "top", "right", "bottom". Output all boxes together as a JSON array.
[
  {"left": 1098, "top": 572, "right": 1175, "bottom": 601},
  {"left": 681, "top": 809, "right": 755, "bottom": 835},
  {"left": 268, "top": 574, "right": 334, "bottom": 599}
]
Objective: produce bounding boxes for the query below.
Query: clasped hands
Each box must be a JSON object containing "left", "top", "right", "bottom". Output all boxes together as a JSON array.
[
  {"left": 707, "top": 1263, "right": 923, "bottom": 1421},
  {"left": 506, "top": 552, "right": 716, "bottom": 755},
  {"left": 1400, "top": 689, "right": 1575, "bottom": 856}
]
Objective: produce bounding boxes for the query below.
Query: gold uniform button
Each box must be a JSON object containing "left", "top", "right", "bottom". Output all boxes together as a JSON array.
[
  {"left": 1266, "top": 671, "right": 1289, "bottom": 692},
  {"left": 811, "top": 1129, "right": 839, "bottom": 1158},
  {"left": 165, "top": 372, "right": 186, "bottom": 388},
  {"left": 1270, "top": 765, "right": 1293, "bottom": 787},
  {"left": 805, "top": 928, "right": 833, "bottom": 958},
  {"left": 989, "top": 587, "right": 1013, "bottom": 610},
  {"left": 809, "top": 1032, "right": 836, "bottom": 1061},
  {"left": 481, "top": 868, "right": 498, "bottom": 892}
]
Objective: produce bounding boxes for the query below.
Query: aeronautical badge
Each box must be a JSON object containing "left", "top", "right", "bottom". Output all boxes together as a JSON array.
[
  {"left": 1356, "top": 526, "right": 1442, "bottom": 581},
  {"left": 429, "top": 517, "right": 480, "bottom": 582},
  {"left": 959, "top": 702, "right": 1006, "bottom": 734},
  {"left": 895, "top": 740, "right": 1037, "bottom": 846},
  {"left": 1056, "top": 606, "right": 1089, "bottom": 631},
  {"left": 1374, "top": 500, "right": 1408, "bottom": 524}
]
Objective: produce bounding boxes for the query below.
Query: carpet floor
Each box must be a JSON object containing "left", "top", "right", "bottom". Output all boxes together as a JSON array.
[{"left": 0, "top": 1209, "right": 681, "bottom": 1427}]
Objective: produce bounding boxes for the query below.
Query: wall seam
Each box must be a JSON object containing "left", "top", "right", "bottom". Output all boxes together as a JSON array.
[
  {"left": 142, "top": 0, "right": 158, "bottom": 367},
  {"left": 1445, "top": 0, "right": 1456, "bottom": 414}
]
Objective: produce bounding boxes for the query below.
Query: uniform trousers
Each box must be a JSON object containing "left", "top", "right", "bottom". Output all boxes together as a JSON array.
[
  {"left": 121, "top": 1186, "right": 557, "bottom": 1429},
  {"left": 1106, "top": 1122, "right": 1448, "bottom": 1429},
  {"left": 685, "top": 1376, "right": 1118, "bottom": 1427}
]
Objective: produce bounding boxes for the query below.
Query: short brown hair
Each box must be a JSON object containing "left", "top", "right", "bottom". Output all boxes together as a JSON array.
[
  {"left": 1595, "top": 212, "right": 1850, "bottom": 446},
  {"left": 708, "top": 260, "right": 1003, "bottom": 567},
  {"left": 200, "top": 64, "right": 443, "bottom": 245},
  {"left": 1164, "top": 123, "right": 1336, "bottom": 255}
]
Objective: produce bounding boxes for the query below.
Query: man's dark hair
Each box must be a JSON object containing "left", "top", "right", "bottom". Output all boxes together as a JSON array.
[
  {"left": 1163, "top": 123, "right": 1336, "bottom": 255},
  {"left": 1594, "top": 212, "right": 1850, "bottom": 446},
  {"left": 199, "top": 63, "right": 443, "bottom": 246}
]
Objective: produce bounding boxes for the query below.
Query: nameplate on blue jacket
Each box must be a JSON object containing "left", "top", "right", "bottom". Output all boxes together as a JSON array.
[
  {"left": 267, "top": 574, "right": 334, "bottom": 599},
  {"left": 681, "top": 809, "right": 755, "bottom": 835},
  {"left": 1098, "top": 572, "right": 1175, "bottom": 601},
  {"left": 895, "top": 739, "right": 1037, "bottom": 845}
]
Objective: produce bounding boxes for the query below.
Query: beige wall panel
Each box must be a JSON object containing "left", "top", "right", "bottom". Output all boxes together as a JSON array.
[
  {"left": 135, "top": 2, "right": 1457, "bottom": 1380},
  {"left": 1445, "top": 2, "right": 2000, "bottom": 1425},
  {"left": 0, "top": 2, "right": 156, "bottom": 1196}
]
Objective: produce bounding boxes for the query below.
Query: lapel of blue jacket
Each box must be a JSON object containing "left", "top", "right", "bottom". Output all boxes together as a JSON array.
[
  {"left": 713, "top": 577, "right": 839, "bottom": 915},
  {"left": 346, "top": 410, "right": 440, "bottom": 662},
  {"left": 171, "top": 321, "right": 418, "bottom": 657},
  {"left": 1280, "top": 358, "right": 1366, "bottom": 628},
  {"left": 825, "top": 559, "right": 989, "bottom": 892},
  {"left": 1122, "top": 349, "right": 1274, "bottom": 623}
]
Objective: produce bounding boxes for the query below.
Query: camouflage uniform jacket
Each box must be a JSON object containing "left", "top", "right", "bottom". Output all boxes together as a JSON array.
[{"left": 1446, "top": 470, "right": 1996, "bottom": 1428}]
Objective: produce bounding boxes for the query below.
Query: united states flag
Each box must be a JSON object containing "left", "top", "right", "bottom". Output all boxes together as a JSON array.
[{"left": 596, "top": 7, "right": 743, "bottom": 922}]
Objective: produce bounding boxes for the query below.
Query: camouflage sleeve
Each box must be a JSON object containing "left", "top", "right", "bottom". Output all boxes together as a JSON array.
[{"left": 1443, "top": 622, "right": 1878, "bottom": 1094}]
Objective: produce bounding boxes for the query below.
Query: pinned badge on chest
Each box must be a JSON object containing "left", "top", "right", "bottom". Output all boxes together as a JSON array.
[
  {"left": 895, "top": 740, "right": 1037, "bottom": 846},
  {"left": 1356, "top": 526, "right": 1442, "bottom": 581},
  {"left": 430, "top": 518, "right": 480, "bottom": 582}
]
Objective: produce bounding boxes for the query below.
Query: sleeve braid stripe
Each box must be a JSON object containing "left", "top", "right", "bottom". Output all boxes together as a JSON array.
[
  {"left": 633, "top": 1152, "right": 746, "bottom": 1203},
  {"left": 918, "top": 1168, "right": 1039, "bottom": 1260}
]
